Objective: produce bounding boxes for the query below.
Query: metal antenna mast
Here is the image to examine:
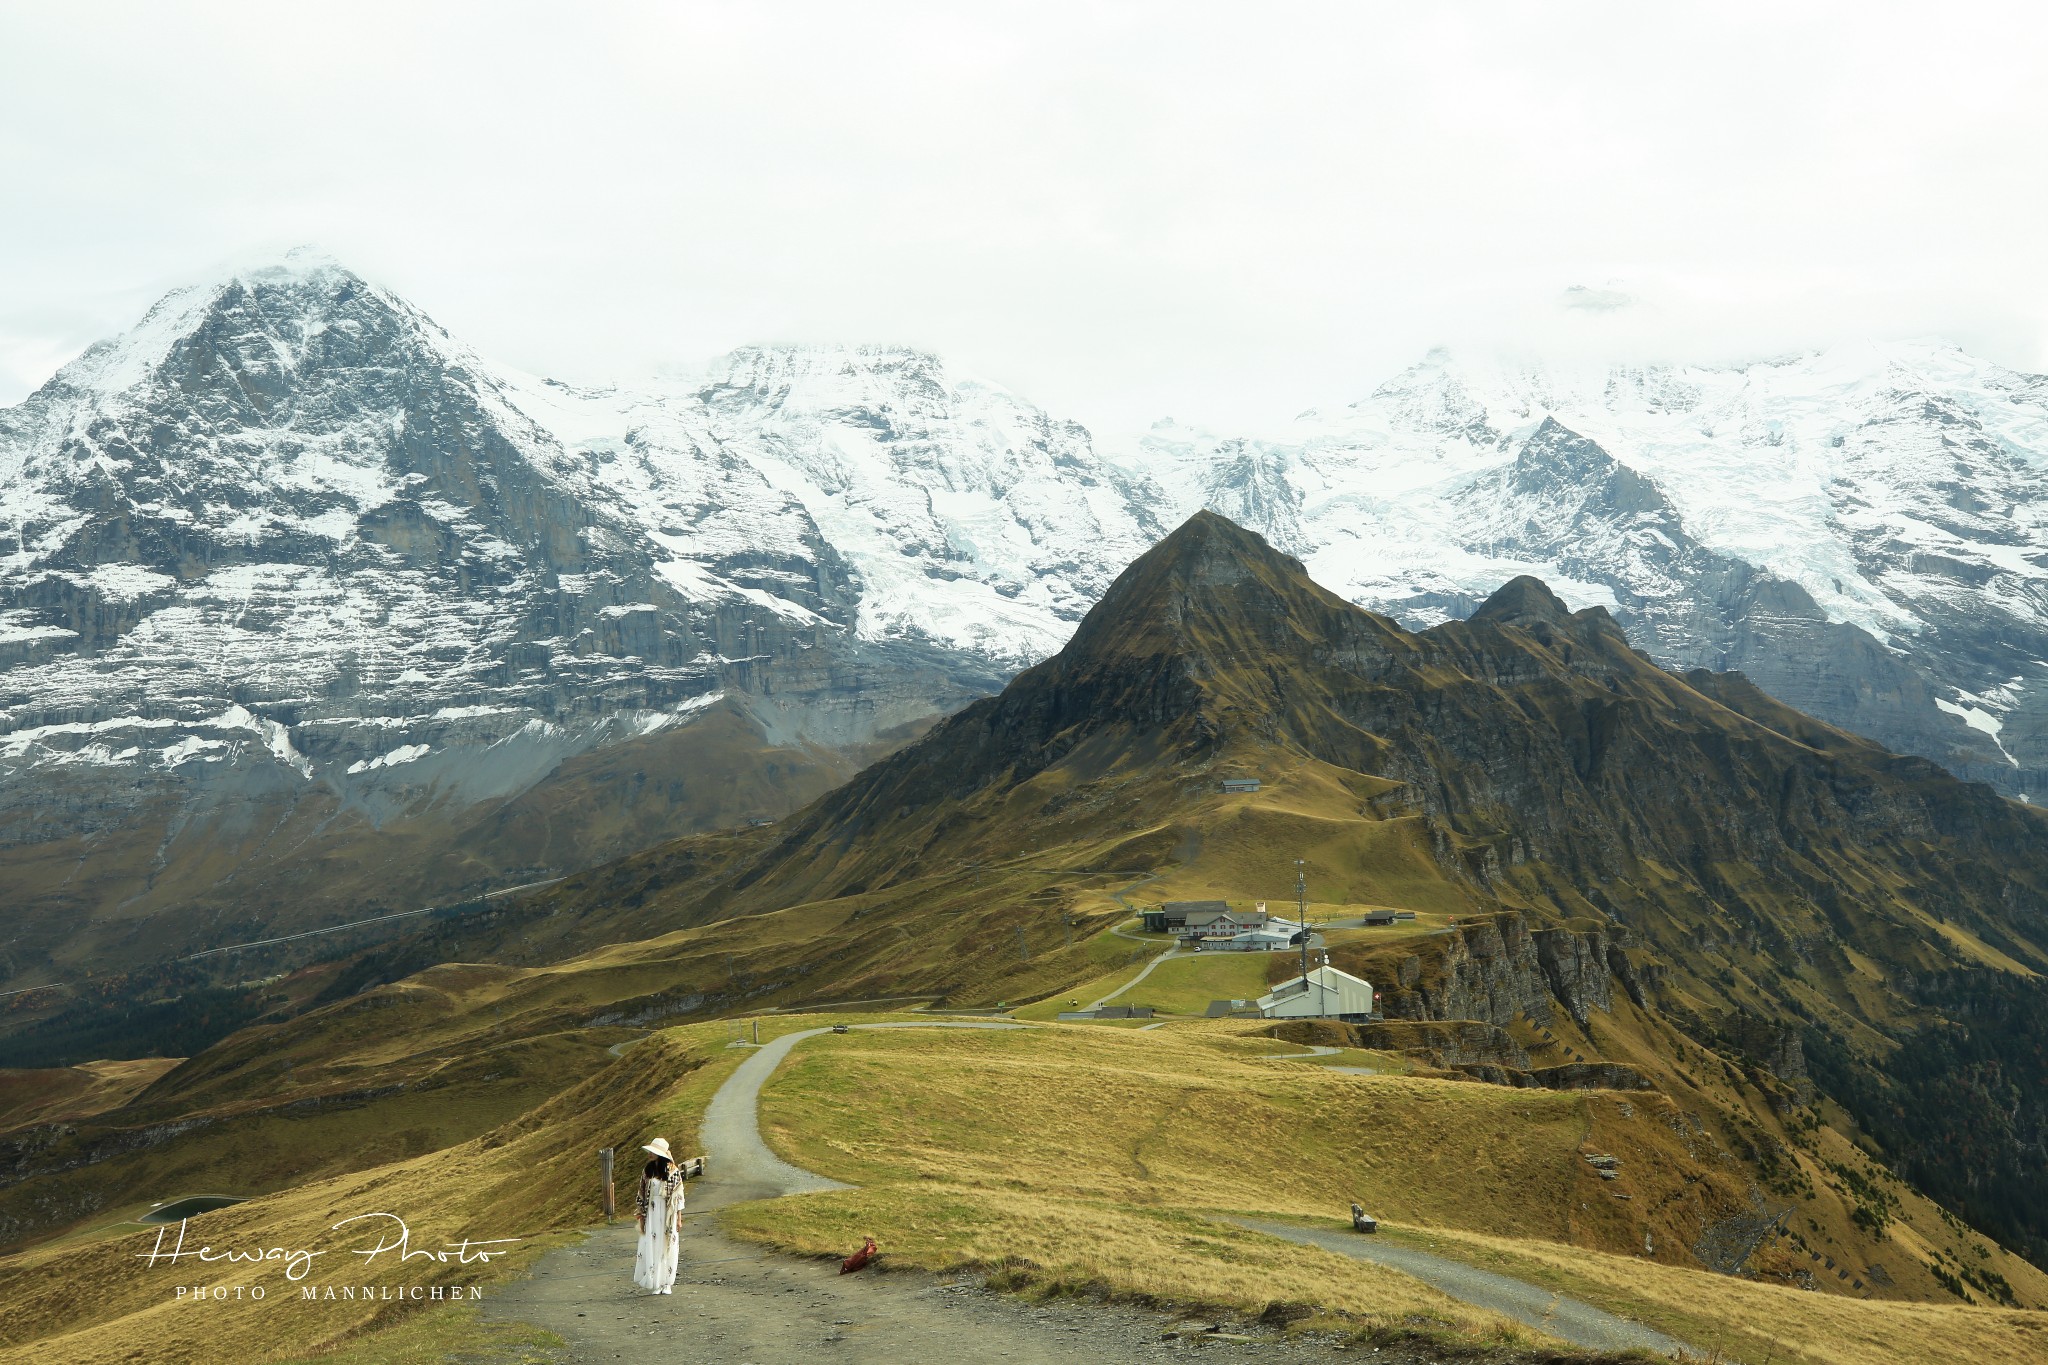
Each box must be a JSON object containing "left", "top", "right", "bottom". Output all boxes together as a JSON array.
[
  {"left": 1296, "top": 858, "right": 1310, "bottom": 986},
  {"left": 1295, "top": 857, "right": 1329, "bottom": 1017}
]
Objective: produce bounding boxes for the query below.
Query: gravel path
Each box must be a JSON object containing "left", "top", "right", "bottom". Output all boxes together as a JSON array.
[
  {"left": 1084, "top": 946, "right": 1183, "bottom": 1011},
  {"left": 700, "top": 1023, "right": 1023, "bottom": 1200},
  {"left": 1108, "top": 870, "right": 1164, "bottom": 918},
  {"left": 482, "top": 1020, "right": 1688, "bottom": 1363},
  {"left": 487, "top": 1220, "right": 1423, "bottom": 1365},
  {"left": 1230, "top": 1218, "right": 1693, "bottom": 1358}
]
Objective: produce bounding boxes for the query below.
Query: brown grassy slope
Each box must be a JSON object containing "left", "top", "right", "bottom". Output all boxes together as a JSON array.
[
  {"left": 0, "top": 1058, "right": 181, "bottom": 1133},
  {"left": 730, "top": 1019, "right": 2048, "bottom": 1365},
  {"left": 755, "top": 1024, "right": 1749, "bottom": 1249},
  {"left": 0, "top": 870, "right": 1141, "bottom": 1255},
  {"left": 0, "top": 1019, "right": 751, "bottom": 1365}
]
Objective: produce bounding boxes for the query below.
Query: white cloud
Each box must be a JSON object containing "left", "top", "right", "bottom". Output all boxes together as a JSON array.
[{"left": 1, "top": 0, "right": 2044, "bottom": 435}]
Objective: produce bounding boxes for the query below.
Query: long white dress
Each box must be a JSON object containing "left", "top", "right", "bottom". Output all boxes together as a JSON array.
[{"left": 633, "top": 1167, "right": 683, "bottom": 1292}]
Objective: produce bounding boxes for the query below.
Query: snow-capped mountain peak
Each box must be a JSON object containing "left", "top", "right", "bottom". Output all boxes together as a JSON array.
[
  {"left": 1127, "top": 338, "right": 2048, "bottom": 793},
  {"left": 8, "top": 255, "right": 2048, "bottom": 868},
  {"left": 0, "top": 259, "right": 1166, "bottom": 820}
]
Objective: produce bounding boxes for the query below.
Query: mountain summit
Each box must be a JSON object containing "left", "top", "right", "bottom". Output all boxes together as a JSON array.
[
  {"left": 1467, "top": 574, "right": 1577, "bottom": 628},
  {"left": 1059, "top": 509, "right": 1385, "bottom": 666},
  {"left": 1133, "top": 343, "right": 2048, "bottom": 795},
  {"left": 534, "top": 510, "right": 2048, "bottom": 1272},
  {"left": 577, "top": 511, "right": 2048, "bottom": 996}
]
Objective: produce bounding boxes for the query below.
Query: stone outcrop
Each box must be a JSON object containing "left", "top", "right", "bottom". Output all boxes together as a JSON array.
[
  {"left": 1526, "top": 1061, "right": 1657, "bottom": 1091},
  {"left": 1447, "top": 1061, "right": 1656, "bottom": 1091},
  {"left": 1346, "top": 1019, "right": 1530, "bottom": 1070},
  {"left": 1369, "top": 914, "right": 1552, "bottom": 1026},
  {"left": 1714, "top": 1011, "right": 1815, "bottom": 1107},
  {"left": 1533, "top": 924, "right": 1614, "bottom": 1026},
  {"left": 1364, "top": 912, "right": 1649, "bottom": 1031}
]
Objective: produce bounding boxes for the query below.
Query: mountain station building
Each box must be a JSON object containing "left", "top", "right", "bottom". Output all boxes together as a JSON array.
[
  {"left": 1141, "top": 900, "right": 1232, "bottom": 932},
  {"left": 1142, "top": 900, "right": 1310, "bottom": 951},
  {"left": 1255, "top": 964, "right": 1376, "bottom": 1020}
]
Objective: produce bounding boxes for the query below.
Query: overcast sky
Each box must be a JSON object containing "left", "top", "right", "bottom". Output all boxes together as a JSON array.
[{"left": 2, "top": 1, "right": 2044, "bottom": 434}]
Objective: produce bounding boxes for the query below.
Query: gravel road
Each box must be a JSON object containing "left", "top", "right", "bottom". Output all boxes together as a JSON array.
[
  {"left": 485, "top": 1219, "right": 1448, "bottom": 1365},
  {"left": 481, "top": 1021, "right": 1689, "bottom": 1363},
  {"left": 698, "top": 1021, "right": 1024, "bottom": 1199},
  {"left": 1231, "top": 1218, "right": 1693, "bottom": 1357}
]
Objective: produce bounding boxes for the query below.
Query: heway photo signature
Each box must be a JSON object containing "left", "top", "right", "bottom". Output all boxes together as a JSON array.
[{"left": 138, "top": 1211, "right": 522, "bottom": 1283}]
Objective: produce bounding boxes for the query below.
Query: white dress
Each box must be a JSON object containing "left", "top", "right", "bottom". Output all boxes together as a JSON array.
[{"left": 633, "top": 1168, "right": 683, "bottom": 1292}]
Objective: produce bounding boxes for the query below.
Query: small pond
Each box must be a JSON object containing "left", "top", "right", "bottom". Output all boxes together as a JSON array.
[{"left": 141, "top": 1195, "right": 247, "bottom": 1223}]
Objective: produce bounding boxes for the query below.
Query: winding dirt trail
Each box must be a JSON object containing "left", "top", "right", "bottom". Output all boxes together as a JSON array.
[
  {"left": 1232, "top": 1219, "right": 1692, "bottom": 1357},
  {"left": 485, "top": 1022, "right": 1365, "bottom": 1362},
  {"left": 1082, "top": 944, "right": 1184, "bottom": 1011},
  {"left": 483, "top": 1022, "right": 1694, "bottom": 1362}
]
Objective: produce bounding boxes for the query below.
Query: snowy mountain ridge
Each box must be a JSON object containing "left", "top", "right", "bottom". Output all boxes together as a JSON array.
[
  {"left": 1125, "top": 338, "right": 2048, "bottom": 792},
  {"left": 6, "top": 251, "right": 2048, "bottom": 838}
]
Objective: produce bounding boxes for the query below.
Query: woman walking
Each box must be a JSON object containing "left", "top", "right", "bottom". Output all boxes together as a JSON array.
[{"left": 634, "top": 1136, "right": 685, "bottom": 1294}]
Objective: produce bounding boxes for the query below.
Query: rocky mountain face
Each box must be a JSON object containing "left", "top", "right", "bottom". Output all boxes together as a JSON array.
[
  {"left": 0, "top": 255, "right": 1154, "bottom": 974},
  {"left": 1364, "top": 910, "right": 1649, "bottom": 1030},
  {"left": 1130, "top": 344, "right": 2048, "bottom": 796},
  {"left": 12, "top": 253, "right": 2048, "bottom": 968}
]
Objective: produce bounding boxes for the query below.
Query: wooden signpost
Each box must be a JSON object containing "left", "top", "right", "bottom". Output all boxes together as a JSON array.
[{"left": 601, "top": 1145, "right": 705, "bottom": 1223}]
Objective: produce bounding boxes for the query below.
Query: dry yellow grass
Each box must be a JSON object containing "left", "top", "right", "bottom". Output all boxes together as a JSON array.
[
  {"left": 1408, "top": 1224, "right": 2048, "bottom": 1365},
  {"left": 721, "top": 1185, "right": 1535, "bottom": 1346},
  {"left": 755, "top": 1023, "right": 1696, "bottom": 1243},
  {"left": 0, "top": 1057, "right": 182, "bottom": 1132},
  {"left": 0, "top": 1017, "right": 830, "bottom": 1365},
  {"left": 741, "top": 1020, "right": 2048, "bottom": 1365}
]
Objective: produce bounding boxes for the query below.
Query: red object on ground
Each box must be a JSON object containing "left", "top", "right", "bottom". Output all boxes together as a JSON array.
[{"left": 839, "top": 1237, "right": 878, "bottom": 1274}]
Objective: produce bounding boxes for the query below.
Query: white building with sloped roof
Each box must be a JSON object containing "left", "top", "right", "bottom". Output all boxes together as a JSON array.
[{"left": 1257, "top": 963, "right": 1375, "bottom": 1020}]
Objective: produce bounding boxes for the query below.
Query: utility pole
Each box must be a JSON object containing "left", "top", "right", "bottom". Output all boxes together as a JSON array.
[
  {"left": 1296, "top": 859, "right": 1309, "bottom": 984},
  {"left": 1296, "top": 858, "right": 1327, "bottom": 1018}
]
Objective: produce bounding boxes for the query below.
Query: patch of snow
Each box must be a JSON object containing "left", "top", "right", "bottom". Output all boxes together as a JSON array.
[
  {"left": 159, "top": 735, "right": 229, "bottom": 767},
  {"left": 346, "top": 743, "right": 432, "bottom": 774},
  {"left": 1936, "top": 697, "right": 2018, "bottom": 766}
]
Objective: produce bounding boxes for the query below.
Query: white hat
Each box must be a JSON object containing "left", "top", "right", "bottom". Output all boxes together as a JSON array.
[{"left": 642, "top": 1137, "right": 673, "bottom": 1159}]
